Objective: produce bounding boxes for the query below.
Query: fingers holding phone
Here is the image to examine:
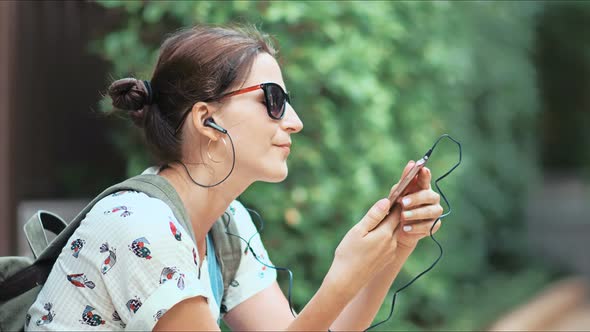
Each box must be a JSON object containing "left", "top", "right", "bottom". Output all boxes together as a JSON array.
[
  {"left": 399, "top": 168, "right": 441, "bottom": 226},
  {"left": 390, "top": 161, "right": 444, "bottom": 248},
  {"left": 400, "top": 183, "right": 440, "bottom": 210}
]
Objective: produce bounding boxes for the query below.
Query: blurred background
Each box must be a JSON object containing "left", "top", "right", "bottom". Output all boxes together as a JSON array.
[{"left": 1, "top": 0, "right": 589, "bottom": 330}]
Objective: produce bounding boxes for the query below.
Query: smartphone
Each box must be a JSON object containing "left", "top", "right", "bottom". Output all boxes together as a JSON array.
[{"left": 387, "top": 156, "right": 429, "bottom": 212}]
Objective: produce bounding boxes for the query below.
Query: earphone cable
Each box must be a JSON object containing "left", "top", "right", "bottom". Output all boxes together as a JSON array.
[
  {"left": 178, "top": 132, "right": 236, "bottom": 188},
  {"left": 222, "top": 210, "right": 298, "bottom": 318},
  {"left": 366, "top": 134, "right": 462, "bottom": 331}
]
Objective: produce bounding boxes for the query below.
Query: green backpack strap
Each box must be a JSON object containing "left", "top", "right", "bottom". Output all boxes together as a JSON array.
[
  {"left": 23, "top": 211, "right": 68, "bottom": 259},
  {"left": 210, "top": 211, "right": 242, "bottom": 312},
  {"left": 35, "top": 174, "right": 192, "bottom": 262}
]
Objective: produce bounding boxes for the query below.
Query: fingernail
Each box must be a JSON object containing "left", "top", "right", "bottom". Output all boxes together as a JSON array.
[
  {"left": 402, "top": 197, "right": 411, "bottom": 207},
  {"left": 403, "top": 225, "right": 412, "bottom": 232},
  {"left": 377, "top": 199, "right": 389, "bottom": 211},
  {"left": 403, "top": 211, "right": 413, "bottom": 218}
]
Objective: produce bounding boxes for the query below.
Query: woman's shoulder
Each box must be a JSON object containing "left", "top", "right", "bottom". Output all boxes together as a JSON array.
[
  {"left": 92, "top": 189, "right": 173, "bottom": 215},
  {"left": 83, "top": 190, "right": 184, "bottom": 236}
]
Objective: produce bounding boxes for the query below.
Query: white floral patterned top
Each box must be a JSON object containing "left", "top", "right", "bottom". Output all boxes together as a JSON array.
[{"left": 25, "top": 183, "right": 276, "bottom": 331}]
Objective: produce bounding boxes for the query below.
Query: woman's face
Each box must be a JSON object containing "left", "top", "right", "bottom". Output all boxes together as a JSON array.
[{"left": 213, "top": 53, "right": 303, "bottom": 183}]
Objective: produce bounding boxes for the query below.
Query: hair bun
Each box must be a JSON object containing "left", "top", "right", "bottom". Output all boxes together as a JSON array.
[{"left": 107, "top": 78, "right": 151, "bottom": 111}]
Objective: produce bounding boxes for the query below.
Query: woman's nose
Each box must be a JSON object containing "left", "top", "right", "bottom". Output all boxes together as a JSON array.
[{"left": 281, "top": 103, "right": 303, "bottom": 133}]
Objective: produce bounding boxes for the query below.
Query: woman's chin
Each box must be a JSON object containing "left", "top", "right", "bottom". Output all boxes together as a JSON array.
[{"left": 261, "top": 164, "right": 289, "bottom": 183}]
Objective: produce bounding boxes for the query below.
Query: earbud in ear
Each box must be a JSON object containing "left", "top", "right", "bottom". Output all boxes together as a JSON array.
[{"left": 204, "top": 118, "right": 227, "bottom": 134}]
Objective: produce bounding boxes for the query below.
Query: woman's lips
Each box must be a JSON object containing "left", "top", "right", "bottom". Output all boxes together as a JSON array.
[{"left": 274, "top": 143, "right": 291, "bottom": 153}]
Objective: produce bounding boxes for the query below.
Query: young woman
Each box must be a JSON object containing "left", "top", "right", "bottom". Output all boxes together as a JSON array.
[{"left": 26, "top": 25, "right": 443, "bottom": 331}]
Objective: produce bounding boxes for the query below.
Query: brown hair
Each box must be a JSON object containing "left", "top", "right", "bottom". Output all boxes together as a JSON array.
[{"left": 107, "top": 25, "right": 277, "bottom": 163}]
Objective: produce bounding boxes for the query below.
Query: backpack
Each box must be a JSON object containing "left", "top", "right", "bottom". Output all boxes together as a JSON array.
[{"left": 0, "top": 174, "right": 242, "bottom": 331}]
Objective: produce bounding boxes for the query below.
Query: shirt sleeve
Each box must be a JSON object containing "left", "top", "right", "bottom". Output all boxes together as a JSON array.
[
  {"left": 221, "top": 200, "right": 277, "bottom": 313},
  {"left": 84, "top": 191, "right": 211, "bottom": 331}
]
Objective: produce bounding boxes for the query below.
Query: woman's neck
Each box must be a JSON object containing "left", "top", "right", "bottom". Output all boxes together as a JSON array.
[{"left": 158, "top": 163, "right": 250, "bottom": 255}]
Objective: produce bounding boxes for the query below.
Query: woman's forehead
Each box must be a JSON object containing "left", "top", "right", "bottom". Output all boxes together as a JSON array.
[{"left": 244, "top": 53, "right": 286, "bottom": 90}]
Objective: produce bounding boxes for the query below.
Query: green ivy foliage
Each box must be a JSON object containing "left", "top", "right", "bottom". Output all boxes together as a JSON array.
[{"left": 92, "top": 1, "right": 554, "bottom": 330}]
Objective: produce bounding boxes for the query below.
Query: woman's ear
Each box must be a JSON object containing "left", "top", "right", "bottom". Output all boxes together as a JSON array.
[{"left": 189, "top": 101, "right": 223, "bottom": 141}]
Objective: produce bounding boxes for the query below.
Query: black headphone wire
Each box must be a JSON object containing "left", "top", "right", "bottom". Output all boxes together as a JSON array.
[
  {"left": 221, "top": 209, "right": 298, "bottom": 318},
  {"left": 366, "top": 134, "right": 462, "bottom": 331},
  {"left": 177, "top": 131, "right": 236, "bottom": 188}
]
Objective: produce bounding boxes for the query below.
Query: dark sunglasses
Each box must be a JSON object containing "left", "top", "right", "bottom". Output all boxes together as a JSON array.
[
  {"left": 219, "top": 82, "right": 291, "bottom": 120},
  {"left": 174, "top": 82, "right": 291, "bottom": 135}
]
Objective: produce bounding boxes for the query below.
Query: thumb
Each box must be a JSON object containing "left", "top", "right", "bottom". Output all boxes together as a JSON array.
[{"left": 358, "top": 198, "right": 391, "bottom": 233}]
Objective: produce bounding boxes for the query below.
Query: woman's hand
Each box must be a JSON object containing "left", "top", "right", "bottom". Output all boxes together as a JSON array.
[
  {"left": 324, "top": 163, "right": 442, "bottom": 330},
  {"left": 392, "top": 161, "right": 444, "bottom": 250},
  {"left": 325, "top": 197, "right": 402, "bottom": 300}
]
